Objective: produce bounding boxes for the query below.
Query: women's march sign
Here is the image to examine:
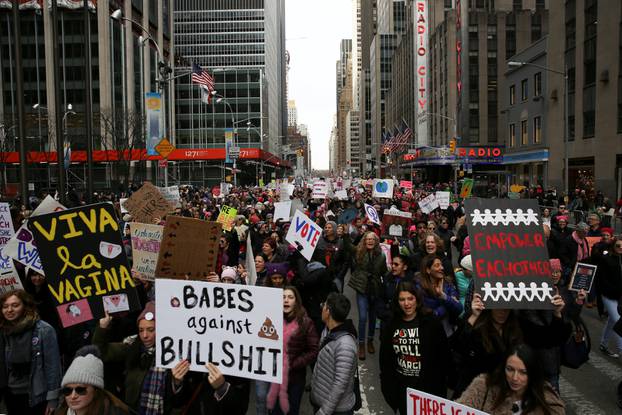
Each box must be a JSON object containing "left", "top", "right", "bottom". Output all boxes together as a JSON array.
[
  {"left": 285, "top": 210, "right": 322, "bottom": 260},
  {"left": 465, "top": 199, "right": 552, "bottom": 309},
  {"left": 156, "top": 279, "right": 283, "bottom": 383},
  {"left": 28, "top": 203, "right": 141, "bottom": 327},
  {"left": 130, "top": 223, "right": 163, "bottom": 281},
  {"left": 407, "top": 389, "right": 488, "bottom": 415}
]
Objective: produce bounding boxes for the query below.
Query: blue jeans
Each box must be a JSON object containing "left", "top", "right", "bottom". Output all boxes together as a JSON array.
[
  {"left": 256, "top": 380, "right": 270, "bottom": 415},
  {"left": 601, "top": 296, "right": 622, "bottom": 352},
  {"left": 356, "top": 292, "right": 376, "bottom": 343},
  {"left": 270, "top": 381, "right": 305, "bottom": 415}
]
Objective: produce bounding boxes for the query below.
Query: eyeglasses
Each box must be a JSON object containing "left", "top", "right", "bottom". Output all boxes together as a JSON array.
[
  {"left": 615, "top": 244, "right": 622, "bottom": 248},
  {"left": 62, "top": 386, "right": 88, "bottom": 396}
]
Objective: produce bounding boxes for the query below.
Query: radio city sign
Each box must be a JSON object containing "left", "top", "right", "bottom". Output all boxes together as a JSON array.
[{"left": 403, "top": 145, "right": 504, "bottom": 165}]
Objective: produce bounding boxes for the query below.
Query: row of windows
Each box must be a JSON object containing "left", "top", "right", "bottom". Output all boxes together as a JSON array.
[
  {"left": 508, "top": 117, "right": 542, "bottom": 147},
  {"left": 508, "top": 72, "right": 542, "bottom": 105}
]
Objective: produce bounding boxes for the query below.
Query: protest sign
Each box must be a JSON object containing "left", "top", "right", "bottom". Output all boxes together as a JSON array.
[
  {"left": 155, "top": 279, "right": 283, "bottom": 383},
  {"left": 158, "top": 185, "right": 181, "bottom": 207},
  {"left": 155, "top": 217, "right": 222, "bottom": 279},
  {"left": 279, "top": 183, "right": 295, "bottom": 201},
  {"left": 372, "top": 179, "right": 394, "bottom": 198},
  {"left": 122, "top": 182, "right": 174, "bottom": 224},
  {"left": 0, "top": 203, "right": 22, "bottom": 293},
  {"left": 119, "top": 198, "right": 129, "bottom": 213},
  {"left": 290, "top": 198, "right": 305, "bottom": 217},
  {"left": 364, "top": 203, "right": 381, "bottom": 225},
  {"left": 285, "top": 210, "right": 322, "bottom": 261},
  {"left": 569, "top": 262, "right": 597, "bottom": 293},
  {"left": 273, "top": 201, "right": 292, "bottom": 222},
  {"left": 5, "top": 195, "right": 66, "bottom": 275},
  {"left": 245, "top": 234, "right": 258, "bottom": 286},
  {"left": 130, "top": 223, "right": 163, "bottom": 281},
  {"left": 28, "top": 203, "right": 140, "bottom": 327},
  {"left": 418, "top": 194, "right": 439, "bottom": 214},
  {"left": 335, "top": 190, "right": 349, "bottom": 200},
  {"left": 460, "top": 178, "right": 474, "bottom": 198},
  {"left": 338, "top": 208, "right": 358, "bottom": 225},
  {"left": 406, "top": 388, "right": 488, "bottom": 415},
  {"left": 381, "top": 208, "right": 413, "bottom": 238},
  {"left": 379, "top": 243, "right": 392, "bottom": 270},
  {"left": 435, "top": 191, "right": 451, "bottom": 210},
  {"left": 400, "top": 180, "right": 413, "bottom": 190},
  {"left": 465, "top": 199, "right": 552, "bottom": 309},
  {"left": 216, "top": 205, "right": 238, "bottom": 231},
  {"left": 312, "top": 181, "right": 328, "bottom": 199}
]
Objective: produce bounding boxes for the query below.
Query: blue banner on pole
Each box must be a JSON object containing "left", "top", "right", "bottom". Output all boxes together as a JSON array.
[{"left": 145, "top": 92, "right": 162, "bottom": 156}]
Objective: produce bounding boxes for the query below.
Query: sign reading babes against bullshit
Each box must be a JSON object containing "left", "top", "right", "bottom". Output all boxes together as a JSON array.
[{"left": 155, "top": 279, "right": 284, "bottom": 383}]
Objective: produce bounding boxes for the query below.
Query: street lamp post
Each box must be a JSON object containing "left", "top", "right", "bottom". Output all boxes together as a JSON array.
[
  {"left": 508, "top": 60, "right": 568, "bottom": 197},
  {"left": 212, "top": 93, "right": 239, "bottom": 186}
]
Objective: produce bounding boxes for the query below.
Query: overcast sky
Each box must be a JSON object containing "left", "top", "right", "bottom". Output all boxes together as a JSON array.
[{"left": 285, "top": 0, "right": 353, "bottom": 170}]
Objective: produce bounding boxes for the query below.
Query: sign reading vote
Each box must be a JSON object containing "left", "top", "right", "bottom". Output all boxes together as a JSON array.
[
  {"left": 285, "top": 210, "right": 322, "bottom": 261},
  {"left": 465, "top": 199, "right": 552, "bottom": 309},
  {"left": 407, "top": 388, "right": 488, "bottom": 415},
  {"left": 28, "top": 203, "right": 141, "bottom": 327},
  {"left": 155, "top": 279, "right": 283, "bottom": 383}
]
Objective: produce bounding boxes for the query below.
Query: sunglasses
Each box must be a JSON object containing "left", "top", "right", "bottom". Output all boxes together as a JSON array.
[
  {"left": 615, "top": 245, "right": 622, "bottom": 248},
  {"left": 62, "top": 386, "right": 88, "bottom": 396}
]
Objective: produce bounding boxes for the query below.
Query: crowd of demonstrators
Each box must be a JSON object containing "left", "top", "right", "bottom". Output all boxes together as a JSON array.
[{"left": 7, "top": 177, "right": 622, "bottom": 414}]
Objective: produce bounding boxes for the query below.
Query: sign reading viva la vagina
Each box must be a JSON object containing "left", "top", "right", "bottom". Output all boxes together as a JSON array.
[{"left": 28, "top": 203, "right": 141, "bottom": 327}]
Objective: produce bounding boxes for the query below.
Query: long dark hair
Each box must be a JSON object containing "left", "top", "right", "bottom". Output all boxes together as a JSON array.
[
  {"left": 0, "top": 289, "right": 38, "bottom": 329},
  {"left": 487, "top": 344, "right": 556, "bottom": 415},
  {"left": 472, "top": 309, "right": 523, "bottom": 354},
  {"left": 283, "top": 285, "right": 306, "bottom": 325},
  {"left": 391, "top": 281, "right": 429, "bottom": 320},
  {"left": 418, "top": 254, "right": 452, "bottom": 297}
]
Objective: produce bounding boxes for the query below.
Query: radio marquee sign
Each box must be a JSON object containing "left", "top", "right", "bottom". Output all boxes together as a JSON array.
[{"left": 415, "top": 0, "right": 429, "bottom": 147}]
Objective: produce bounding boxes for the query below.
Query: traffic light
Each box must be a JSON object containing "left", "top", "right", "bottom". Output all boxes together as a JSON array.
[{"left": 449, "top": 138, "right": 456, "bottom": 154}]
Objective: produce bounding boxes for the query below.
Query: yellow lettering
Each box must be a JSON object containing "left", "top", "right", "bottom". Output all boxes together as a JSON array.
[
  {"left": 78, "top": 210, "right": 97, "bottom": 234},
  {"left": 119, "top": 266, "right": 135, "bottom": 288},
  {"left": 64, "top": 279, "right": 80, "bottom": 302},
  {"left": 74, "top": 275, "right": 92, "bottom": 298},
  {"left": 57, "top": 246, "right": 101, "bottom": 275},
  {"left": 48, "top": 282, "right": 64, "bottom": 304},
  {"left": 88, "top": 271, "right": 106, "bottom": 295},
  {"left": 104, "top": 268, "right": 120, "bottom": 292},
  {"left": 59, "top": 212, "right": 83, "bottom": 239},
  {"left": 99, "top": 208, "right": 119, "bottom": 232},
  {"left": 32, "top": 219, "right": 57, "bottom": 242}
]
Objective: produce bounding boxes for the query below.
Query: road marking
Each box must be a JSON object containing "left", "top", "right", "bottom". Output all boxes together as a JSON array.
[
  {"left": 588, "top": 352, "right": 622, "bottom": 381},
  {"left": 357, "top": 364, "right": 372, "bottom": 415},
  {"left": 559, "top": 375, "right": 606, "bottom": 415}
]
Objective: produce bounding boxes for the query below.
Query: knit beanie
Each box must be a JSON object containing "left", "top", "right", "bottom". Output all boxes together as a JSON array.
[
  {"left": 62, "top": 351, "right": 104, "bottom": 389},
  {"left": 549, "top": 258, "right": 562, "bottom": 272},
  {"left": 325, "top": 221, "right": 337, "bottom": 232},
  {"left": 137, "top": 301, "right": 156, "bottom": 324}
]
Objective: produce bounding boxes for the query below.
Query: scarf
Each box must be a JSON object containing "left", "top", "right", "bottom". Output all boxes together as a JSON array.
[
  {"left": 1, "top": 314, "right": 37, "bottom": 385},
  {"left": 267, "top": 317, "right": 299, "bottom": 414},
  {"left": 572, "top": 231, "right": 589, "bottom": 262},
  {"left": 139, "top": 347, "right": 167, "bottom": 415}
]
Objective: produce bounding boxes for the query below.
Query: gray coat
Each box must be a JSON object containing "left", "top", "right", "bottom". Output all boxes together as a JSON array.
[{"left": 310, "top": 320, "right": 358, "bottom": 415}]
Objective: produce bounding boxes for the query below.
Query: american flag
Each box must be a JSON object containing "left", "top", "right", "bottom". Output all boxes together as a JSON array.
[
  {"left": 390, "top": 126, "right": 401, "bottom": 152},
  {"left": 192, "top": 63, "right": 215, "bottom": 90}
]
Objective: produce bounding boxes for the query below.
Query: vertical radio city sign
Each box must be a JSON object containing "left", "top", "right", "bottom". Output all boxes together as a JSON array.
[{"left": 415, "top": 0, "right": 429, "bottom": 147}]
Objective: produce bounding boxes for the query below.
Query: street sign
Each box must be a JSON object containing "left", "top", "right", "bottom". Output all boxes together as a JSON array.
[
  {"left": 229, "top": 146, "right": 241, "bottom": 159},
  {"left": 158, "top": 159, "right": 168, "bottom": 168},
  {"left": 155, "top": 138, "right": 175, "bottom": 159}
]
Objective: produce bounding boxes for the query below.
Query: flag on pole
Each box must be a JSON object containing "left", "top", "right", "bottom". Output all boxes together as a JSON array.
[
  {"left": 192, "top": 63, "right": 215, "bottom": 103},
  {"left": 200, "top": 86, "right": 211, "bottom": 104},
  {"left": 399, "top": 119, "right": 413, "bottom": 150}
]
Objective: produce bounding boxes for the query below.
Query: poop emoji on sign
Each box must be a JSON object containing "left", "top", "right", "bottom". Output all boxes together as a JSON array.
[{"left": 258, "top": 317, "right": 279, "bottom": 341}]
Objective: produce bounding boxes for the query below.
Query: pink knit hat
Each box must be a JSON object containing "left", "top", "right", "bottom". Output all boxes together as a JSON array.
[{"left": 549, "top": 259, "right": 562, "bottom": 272}]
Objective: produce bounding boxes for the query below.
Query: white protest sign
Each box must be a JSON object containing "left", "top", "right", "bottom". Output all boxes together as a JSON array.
[
  {"left": 158, "top": 186, "right": 181, "bottom": 207},
  {"left": 5, "top": 195, "right": 66, "bottom": 274},
  {"left": 372, "top": 179, "right": 394, "bottom": 198},
  {"left": 0, "top": 203, "right": 22, "bottom": 293},
  {"left": 435, "top": 191, "right": 451, "bottom": 210},
  {"left": 312, "top": 181, "right": 328, "bottom": 199},
  {"left": 273, "top": 201, "right": 292, "bottom": 222},
  {"left": 418, "top": 194, "right": 439, "bottom": 214},
  {"left": 407, "top": 388, "right": 488, "bottom": 415},
  {"left": 245, "top": 234, "right": 258, "bottom": 286},
  {"left": 120, "top": 198, "right": 129, "bottom": 214},
  {"left": 156, "top": 279, "right": 283, "bottom": 383},
  {"left": 335, "top": 190, "right": 348, "bottom": 200},
  {"left": 290, "top": 199, "right": 304, "bottom": 218},
  {"left": 364, "top": 203, "right": 381, "bottom": 225},
  {"left": 130, "top": 223, "right": 163, "bottom": 281},
  {"left": 279, "top": 184, "right": 295, "bottom": 201},
  {"left": 285, "top": 210, "right": 322, "bottom": 260}
]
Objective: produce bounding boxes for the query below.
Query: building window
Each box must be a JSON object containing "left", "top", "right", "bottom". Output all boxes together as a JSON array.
[
  {"left": 521, "top": 119, "right": 528, "bottom": 145},
  {"left": 521, "top": 79, "right": 528, "bottom": 100},
  {"left": 534, "top": 72, "right": 542, "bottom": 96},
  {"left": 583, "top": 86, "right": 595, "bottom": 137},
  {"left": 533, "top": 116, "right": 542, "bottom": 143},
  {"left": 509, "top": 85, "right": 515, "bottom": 105},
  {"left": 509, "top": 123, "right": 516, "bottom": 147}
]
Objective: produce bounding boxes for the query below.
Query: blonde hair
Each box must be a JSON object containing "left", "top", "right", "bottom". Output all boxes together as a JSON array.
[{"left": 356, "top": 231, "right": 381, "bottom": 264}]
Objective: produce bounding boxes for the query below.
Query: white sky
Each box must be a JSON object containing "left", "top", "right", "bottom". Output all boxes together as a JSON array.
[{"left": 285, "top": 0, "right": 353, "bottom": 170}]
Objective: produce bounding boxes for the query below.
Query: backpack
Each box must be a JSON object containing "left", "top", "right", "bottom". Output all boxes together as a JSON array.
[{"left": 560, "top": 317, "right": 591, "bottom": 369}]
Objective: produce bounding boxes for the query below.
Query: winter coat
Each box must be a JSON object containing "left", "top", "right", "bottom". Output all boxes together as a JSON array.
[
  {"left": 456, "top": 374, "right": 564, "bottom": 414},
  {"left": 286, "top": 315, "right": 319, "bottom": 386},
  {"left": 310, "top": 320, "right": 358, "bottom": 415},
  {"left": 375, "top": 269, "right": 415, "bottom": 323},
  {"left": 348, "top": 250, "right": 387, "bottom": 297},
  {"left": 174, "top": 373, "right": 250, "bottom": 415},
  {"left": 436, "top": 227, "right": 455, "bottom": 261},
  {"left": 597, "top": 252, "right": 622, "bottom": 300},
  {"left": 416, "top": 281, "right": 463, "bottom": 336}
]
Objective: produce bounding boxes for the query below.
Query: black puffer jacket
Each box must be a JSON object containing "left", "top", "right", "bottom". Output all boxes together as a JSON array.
[{"left": 597, "top": 252, "right": 622, "bottom": 300}]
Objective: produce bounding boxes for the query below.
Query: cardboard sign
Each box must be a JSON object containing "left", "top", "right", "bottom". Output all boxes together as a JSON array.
[
  {"left": 460, "top": 178, "right": 474, "bottom": 199},
  {"left": 364, "top": 204, "right": 381, "bottom": 225},
  {"left": 273, "top": 202, "right": 292, "bottom": 222},
  {"left": 465, "top": 199, "right": 552, "bottom": 309},
  {"left": 418, "top": 194, "right": 439, "bottom": 214},
  {"left": 372, "top": 179, "right": 394, "bottom": 198},
  {"left": 335, "top": 190, "right": 349, "bottom": 200},
  {"left": 381, "top": 208, "right": 413, "bottom": 238},
  {"left": 5, "top": 195, "right": 66, "bottom": 274},
  {"left": 569, "top": 262, "right": 597, "bottom": 293},
  {"left": 123, "top": 182, "right": 175, "bottom": 224},
  {"left": 155, "top": 217, "right": 222, "bottom": 279},
  {"left": 400, "top": 180, "right": 413, "bottom": 190},
  {"left": 216, "top": 205, "right": 238, "bottom": 231},
  {"left": 158, "top": 186, "right": 181, "bottom": 208},
  {"left": 312, "top": 181, "right": 328, "bottom": 199},
  {"left": 285, "top": 210, "right": 322, "bottom": 261},
  {"left": 407, "top": 388, "right": 488, "bottom": 415},
  {"left": 130, "top": 223, "right": 163, "bottom": 281},
  {"left": 28, "top": 203, "right": 141, "bottom": 327},
  {"left": 155, "top": 279, "right": 283, "bottom": 383},
  {"left": 0, "top": 203, "right": 22, "bottom": 294},
  {"left": 435, "top": 191, "right": 451, "bottom": 210}
]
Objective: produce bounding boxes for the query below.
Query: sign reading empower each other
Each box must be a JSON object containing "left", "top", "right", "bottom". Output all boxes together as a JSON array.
[
  {"left": 465, "top": 199, "right": 552, "bottom": 309},
  {"left": 28, "top": 203, "right": 141, "bottom": 327},
  {"left": 156, "top": 279, "right": 283, "bottom": 383}
]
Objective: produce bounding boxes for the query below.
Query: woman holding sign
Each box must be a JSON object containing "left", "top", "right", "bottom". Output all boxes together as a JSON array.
[{"left": 379, "top": 281, "right": 450, "bottom": 414}]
